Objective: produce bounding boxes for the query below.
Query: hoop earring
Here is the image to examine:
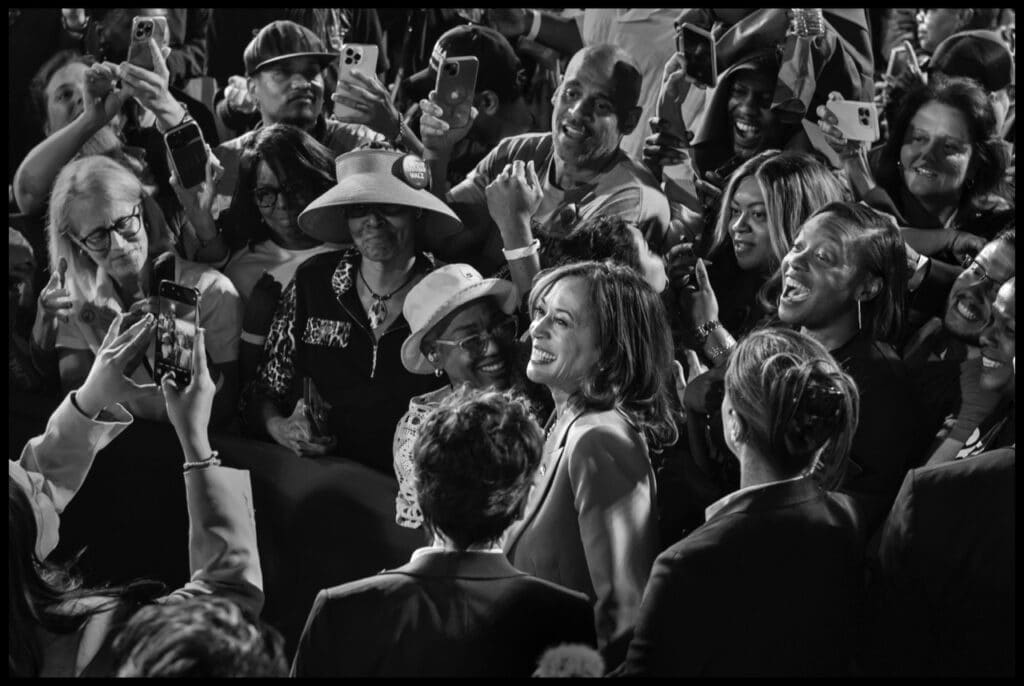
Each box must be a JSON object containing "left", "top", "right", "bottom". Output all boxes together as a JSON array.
[{"left": 856, "top": 300, "right": 863, "bottom": 331}]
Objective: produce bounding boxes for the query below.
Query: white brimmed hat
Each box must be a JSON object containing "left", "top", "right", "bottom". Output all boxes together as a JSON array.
[
  {"left": 298, "top": 149, "right": 463, "bottom": 251},
  {"left": 401, "top": 264, "right": 518, "bottom": 374}
]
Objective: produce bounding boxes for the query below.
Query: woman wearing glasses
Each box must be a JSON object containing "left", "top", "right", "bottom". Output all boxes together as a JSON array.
[
  {"left": 243, "top": 148, "right": 462, "bottom": 471},
  {"left": 392, "top": 264, "right": 549, "bottom": 530},
  {"left": 40, "top": 155, "right": 242, "bottom": 425}
]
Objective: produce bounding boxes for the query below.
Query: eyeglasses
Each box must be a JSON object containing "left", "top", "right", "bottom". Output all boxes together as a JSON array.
[
  {"left": 253, "top": 185, "right": 302, "bottom": 210},
  {"left": 67, "top": 205, "right": 143, "bottom": 253},
  {"left": 960, "top": 255, "right": 1010, "bottom": 290},
  {"left": 347, "top": 203, "right": 409, "bottom": 219},
  {"left": 433, "top": 316, "right": 518, "bottom": 357}
]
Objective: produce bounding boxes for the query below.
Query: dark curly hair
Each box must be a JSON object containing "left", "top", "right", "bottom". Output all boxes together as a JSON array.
[
  {"left": 224, "top": 123, "right": 337, "bottom": 251},
  {"left": 528, "top": 261, "right": 680, "bottom": 451},
  {"left": 412, "top": 387, "right": 544, "bottom": 549},
  {"left": 544, "top": 214, "right": 643, "bottom": 273},
  {"left": 875, "top": 77, "right": 1009, "bottom": 214},
  {"left": 725, "top": 328, "right": 860, "bottom": 486},
  {"left": 111, "top": 595, "right": 288, "bottom": 677}
]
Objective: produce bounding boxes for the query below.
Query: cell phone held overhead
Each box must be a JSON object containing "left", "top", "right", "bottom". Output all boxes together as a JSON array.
[
  {"left": 155, "top": 280, "right": 200, "bottom": 388},
  {"left": 435, "top": 56, "right": 479, "bottom": 128},
  {"left": 676, "top": 23, "right": 717, "bottom": 89},
  {"left": 164, "top": 120, "right": 208, "bottom": 189},
  {"left": 126, "top": 16, "right": 169, "bottom": 71},
  {"left": 333, "top": 43, "right": 380, "bottom": 120}
]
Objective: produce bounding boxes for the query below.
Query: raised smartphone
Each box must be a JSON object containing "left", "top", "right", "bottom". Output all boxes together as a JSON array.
[
  {"left": 154, "top": 280, "right": 200, "bottom": 388},
  {"left": 164, "top": 120, "right": 208, "bottom": 189},
  {"left": 826, "top": 100, "right": 880, "bottom": 143},
  {"left": 126, "top": 16, "right": 169, "bottom": 71},
  {"left": 333, "top": 43, "right": 380, "bottom": 121},
  {"left": 435, "top": 55, "right": 479, "bottom": 128},
  {"left": 677, "top": 23, "right": 717, "bottom": 89}
]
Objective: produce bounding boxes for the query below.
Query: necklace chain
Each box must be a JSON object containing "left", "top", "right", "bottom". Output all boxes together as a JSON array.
[{"left": 358, "top": 268, "right": 416, "bottom": 330}]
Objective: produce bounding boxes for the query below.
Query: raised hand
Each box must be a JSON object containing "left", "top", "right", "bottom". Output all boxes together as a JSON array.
[
  {"left": 117, "top": 38, "right": 175, "bottom": 115},
  {"left": 644, "top": 118, "right": 692, "bottom": 181},
  {"left": 75, "top": 312, "right": 159, "bottom": 416},
  {"left": 487, "top": 8, "right": 530, "bottom": 38},
  {"left": 332, "top": 70, "right": 401, "bottom": 139},
  {"left": 419, "top": 93, "right": 477, "bottom": 156},
  {"left": 82, "top": 61, "right": 132, "bottom": 126},
  {"left": 224, "top": 74, "right": 258, "bottom": 115},
  {"left": 161, "top": 327, "right": 216, "bottom": 439},
  {"left": 682, "top": 257, "right": 720, "bottom": 330},
  {"left": 32, "top": 258, "right": 72, "bottom": 352},
  {"left": 485, "top": 160, "right": 543, "bottom": 242}
]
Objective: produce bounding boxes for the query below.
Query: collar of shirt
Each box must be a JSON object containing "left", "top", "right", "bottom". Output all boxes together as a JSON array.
[
  {"left": 704, "top": 473, "right": 808, "bottom": 522},
  {"left": 410, "top": 544, "right": 505, "bottom": 562}
]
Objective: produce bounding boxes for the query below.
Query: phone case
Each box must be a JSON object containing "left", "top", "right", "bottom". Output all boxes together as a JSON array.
[
  {"left": 164, "top": 121, "right": 208, "bottom": 189},
  {"left": 126, "top": 16, "right": 169, "bottom": 71},
  {"left": 154, "top": 280, "right": 200, "bottom": 388},
  {"left": 679, "top": 23, "right": 717, "bottom": 89},
  {"left": 826, "top": 100, "right": 880, "bottom": 143},
  {"left": 435, "top": 56, "right": 479, "bottom": 128},
  {"left": 334, "top": 44, "right": 380, "bottom": 121}
]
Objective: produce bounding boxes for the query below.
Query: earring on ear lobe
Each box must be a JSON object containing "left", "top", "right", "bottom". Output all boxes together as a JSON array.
[
  {"left": 856, "top": 299, "right": 863, "bottom": 331},
  {"left": 434, "top": 367, "right": 443, "bottom": 378}
]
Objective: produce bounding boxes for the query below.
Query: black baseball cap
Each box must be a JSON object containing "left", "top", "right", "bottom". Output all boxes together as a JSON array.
[
  {"left": 405, "top": 25, "right": 526, "bottom": 103},
  {"left": 244, "top": 20, "right": 337, "bottom": 76},
  {"left": 929, "top": 30, "right": 1014, "bottom": 92}
]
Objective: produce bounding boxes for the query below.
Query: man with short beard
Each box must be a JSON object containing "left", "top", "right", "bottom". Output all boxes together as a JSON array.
[{"left": 421, "top": 44, "right": 670, "bottom": 276}]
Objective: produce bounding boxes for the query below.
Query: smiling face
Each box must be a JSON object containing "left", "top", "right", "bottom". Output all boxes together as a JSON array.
[
  {"left": 899, "top": 101, "right": 974, "bottom": 205},
  {"left": 254, "top": 162, "right": 320, "bottom": 249},
  {"left": 550, "top": 51, "right": 633, "bottom": 170},
  {"left": 728, "top": 68, "right": 780, "bottom": 159},
  {"left": 626, "top": 223, "right": 668, "bottom": 293},
  {"left": 979, "top": 279, "right": 1015, "bottom": 393},
  {"left": 348, "top": 204, "right": 416, "bottom": 264},
  {"left": 943, "top": 239, "right": 1016, "bottom": 342},
  {"left": 778, "top": 215, "right": 866, "bottom": 331},
  {"left": 68, "top": 197, "right": 148, "bottom": 280},
  {"left": 727, "top": 176, "right": 774, "bottom": 272},
  {"left": 527, "top": 276, "right": 602, "bottom": 398},
  {"left": 425, "top": 299, "right": 514, "bottom": 390},
  {"left": 250, "top": 56, "right": 325, "bottom": 129}
]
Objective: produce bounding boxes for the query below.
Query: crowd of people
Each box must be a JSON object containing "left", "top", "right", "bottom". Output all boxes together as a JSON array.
[{"left": 8, "top": 7, "right": 1015, "bottom": 678}]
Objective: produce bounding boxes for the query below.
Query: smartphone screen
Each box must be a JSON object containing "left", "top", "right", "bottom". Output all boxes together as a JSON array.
[
  {"left": 164, "top": 121, "right": 207, "bottom": 189},
  {"left": 435, "top": 56, "right": 479, "bottom": 128},
  {"left": 680, "top": 24, "right": 717, "bottom": 89},
  {"left": 155, "top": 280, "right": 199, "bottom": 387}
]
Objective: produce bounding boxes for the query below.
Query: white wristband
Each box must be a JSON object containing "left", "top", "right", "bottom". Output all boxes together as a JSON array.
[
  {"left": 502, "top": 238, "right": 540, "bottom": 261},
  {"left": 525, "top": 10, "right": 542, "bottom": 41},
  {"left": 240, "top": 331, "right": 267, "bottom": 346}
]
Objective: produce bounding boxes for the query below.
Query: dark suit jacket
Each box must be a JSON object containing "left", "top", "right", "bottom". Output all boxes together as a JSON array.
[
  {"left": 861, "top": 448, "right": 1015, "bottom": 677},
  {"left": 290, "top": 549, "right": 595, "bottom": 677},
  {"left": 620, "top": 477, "right": 864, "bottom": 677}
]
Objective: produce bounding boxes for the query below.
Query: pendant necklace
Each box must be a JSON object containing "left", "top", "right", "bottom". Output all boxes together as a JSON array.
[{"left": 358, "top": 268, "right": 416, "bottom": 330}]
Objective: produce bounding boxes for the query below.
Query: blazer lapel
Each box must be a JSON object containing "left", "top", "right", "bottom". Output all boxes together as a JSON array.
[{"left": 503, "top": 408, "right": 583, "bottom": 554}]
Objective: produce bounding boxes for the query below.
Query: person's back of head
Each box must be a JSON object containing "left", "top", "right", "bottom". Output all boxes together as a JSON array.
[
  {"left": 413, "top": 387, "right": 544, "bottom": 549},
  {"left": 111, "top": 595, "right": 288, "bottom": 677}
]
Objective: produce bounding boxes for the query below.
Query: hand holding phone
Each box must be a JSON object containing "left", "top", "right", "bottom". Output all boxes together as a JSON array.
[
  {"left": 886, "top": 41, "right": 921, "bottom": 79},
  {"left": 333, "top": 44, "right": 380, "bottom": 121},
  {"left": 825, "top": 100, "right": 880, "bottom": 143},
  {"left": 126, "top": 16, "right": 169, "bottom": 71},
  {"left": 164, "top": 120, "right": 209, "bottom": 189},
  {"left": 435, "top": 56, "right": 479, "bottom": 128},
  {"left": 154, "top": 280, "right": 200, "bottom": 388},
  {"left": 677, "top": 23, "right": 717, "bottom": 89},
  {"left": 303, "top": 377, "right": 334, "bottom": 437}
]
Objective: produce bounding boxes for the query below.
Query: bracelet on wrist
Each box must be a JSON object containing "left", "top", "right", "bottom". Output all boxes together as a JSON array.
[
  {"left": 693, "top": 320, "right": 721, "bottom": 346},
  {"left": 502, "top": 238, "right": 540, "bottom": 261},
  {"left": 183, "top": 450, "right": 221, "bottom": 474}
]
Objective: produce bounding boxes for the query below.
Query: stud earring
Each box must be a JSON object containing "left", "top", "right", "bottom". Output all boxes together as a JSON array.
[{"left": 434, "top": 367, "right": 443, "bottom": 378}]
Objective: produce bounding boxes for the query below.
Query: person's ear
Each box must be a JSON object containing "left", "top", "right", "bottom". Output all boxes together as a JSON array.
[
  {"left": 619, "top": 106, "right": 643, "bottom": 136},
  {"left": 856, "top": 275, "right": 883, "bottom": 303},
  {"left": 474, "top": 90, "right": 500, "bottom": 117},
  {"left": 247, "top": 76, "right": 258, "bottom": 103}
]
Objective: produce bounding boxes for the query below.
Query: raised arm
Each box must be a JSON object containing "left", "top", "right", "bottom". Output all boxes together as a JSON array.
[{"left": 160, "top": 327, "right": 263, "bottom": 616}]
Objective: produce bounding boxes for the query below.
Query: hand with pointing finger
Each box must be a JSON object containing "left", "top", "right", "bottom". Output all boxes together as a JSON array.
[{"left": 32, "top": 257, "right": 72, "bottom": 353}]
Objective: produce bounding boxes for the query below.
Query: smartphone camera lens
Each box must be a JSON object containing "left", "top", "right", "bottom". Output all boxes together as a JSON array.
[
  {"left": 444, "top": 63, "right": 458, "bottom": 76},
  {"left": 345, "top": 48, "right": 354, "bottom": 55},
  {"left": 344, "top": 57, "right": 352, "bottom": 64}
]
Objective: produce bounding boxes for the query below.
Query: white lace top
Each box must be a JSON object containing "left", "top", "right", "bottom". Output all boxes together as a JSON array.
[{"left": 392, "top": 386, "right": 453, "bottom": 529}]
